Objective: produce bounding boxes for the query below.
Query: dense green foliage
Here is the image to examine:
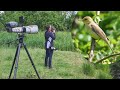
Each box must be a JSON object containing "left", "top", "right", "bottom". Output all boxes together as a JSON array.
[
  {"left": 0, "top": 11, "right": 74, "bottom": 31},
  {"left": 71, "top": 11, "right": 120, "bottom": 63}
]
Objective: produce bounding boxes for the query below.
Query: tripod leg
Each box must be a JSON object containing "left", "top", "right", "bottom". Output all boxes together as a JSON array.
[
  {"left": 13, "top": 43, "right": 21, "bottom": 79},
  {"left": 8, "top": 44, "right": 19, "bottom": 79},
  {"left": 23, "top": 43, "right": 40, "bottom": 79}
]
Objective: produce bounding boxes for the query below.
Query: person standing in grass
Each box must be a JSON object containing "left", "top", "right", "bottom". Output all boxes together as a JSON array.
[{"left": 44, "top": 25, "right": 56, "bottom": 69}]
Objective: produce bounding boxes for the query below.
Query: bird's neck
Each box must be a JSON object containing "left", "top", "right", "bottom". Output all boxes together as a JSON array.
[
  {"left": 85, "top": 21, "right": 92, "bottom": 25},
  {"left": 87, "top": 21, "right": 94, "bottom": 25},
  {"left": 85, "top": 22, "right": 91, "bottom": 26}
]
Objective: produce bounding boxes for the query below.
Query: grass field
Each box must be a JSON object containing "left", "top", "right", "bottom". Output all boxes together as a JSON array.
[{"left": 0, "top": 47, "right": 112, "bottom": 79}]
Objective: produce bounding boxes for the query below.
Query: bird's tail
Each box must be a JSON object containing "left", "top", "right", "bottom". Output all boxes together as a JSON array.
[
  {"left": 106, "top": 38, "right": 114, "bottom": 53},
  {"left": 108, "top": 43, "right": 114, "bottom": 53}
]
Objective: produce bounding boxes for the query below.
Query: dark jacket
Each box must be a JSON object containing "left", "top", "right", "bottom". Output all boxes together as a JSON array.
[{"left": 44, "top": 30, "right": 56, "bottom": 49}]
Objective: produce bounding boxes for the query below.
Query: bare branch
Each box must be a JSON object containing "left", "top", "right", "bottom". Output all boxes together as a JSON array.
[{"left": 95, "top": 52, "right": 120, "bottom": 64}]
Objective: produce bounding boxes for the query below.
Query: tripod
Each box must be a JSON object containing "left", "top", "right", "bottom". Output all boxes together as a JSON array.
[{"left": 8, "top": 33, "right": 40, "bottom": 79}]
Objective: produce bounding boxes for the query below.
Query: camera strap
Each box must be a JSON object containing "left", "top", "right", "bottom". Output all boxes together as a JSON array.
[{"left": 46, "top": 37, "right": 52, "bottom": 49}]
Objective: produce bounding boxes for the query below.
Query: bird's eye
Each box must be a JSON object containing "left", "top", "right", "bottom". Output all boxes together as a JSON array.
[{"left": 84, "top": 18, "right": 87, "bottom": 20}]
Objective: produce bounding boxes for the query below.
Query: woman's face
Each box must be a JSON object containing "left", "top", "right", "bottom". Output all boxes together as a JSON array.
[{"left": 48, "top": 27, "right": 52, "bottom": 32}]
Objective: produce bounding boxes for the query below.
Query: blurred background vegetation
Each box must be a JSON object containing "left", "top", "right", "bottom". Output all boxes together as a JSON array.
[{"left": 0, "top": 11, "right": 75, "bottom": 31}]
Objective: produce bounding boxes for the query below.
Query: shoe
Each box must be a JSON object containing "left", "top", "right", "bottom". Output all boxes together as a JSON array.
[{"left": 49, "top": 66, "right": 52, "bottom": 69}]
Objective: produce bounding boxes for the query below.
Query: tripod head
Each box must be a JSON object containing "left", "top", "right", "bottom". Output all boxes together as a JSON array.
[{"left": 17, "top": 33, "right": 25, "bottom": 43}]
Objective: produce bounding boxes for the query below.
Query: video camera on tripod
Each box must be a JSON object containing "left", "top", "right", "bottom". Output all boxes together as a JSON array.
[
  {"left": 5, "top": 16, "right": 40, "bottom": 79},
  {"left": 5, "top": 16, "right": 38, "bottom": 34}
]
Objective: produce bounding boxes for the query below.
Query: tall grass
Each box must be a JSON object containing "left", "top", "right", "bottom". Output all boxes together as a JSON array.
[
  {"left": 96, "top": 70, "right": 112, "bottom": 79},
  {"left": 0, "top": 31, "right": 17, "bottom": 47},
  {"left": 0, "top": 31, "right": 75, "bottom": 51},
  {"left": 81, "top": 60, "right": 112, "bottom": 79},
  {"left": 82, "top": 63, "right": 95, "bottom": 76}
]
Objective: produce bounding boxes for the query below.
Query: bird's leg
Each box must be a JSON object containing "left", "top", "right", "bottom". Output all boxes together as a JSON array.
[{"left": 89, "top": 38, "right": 96, "bottom": 62}]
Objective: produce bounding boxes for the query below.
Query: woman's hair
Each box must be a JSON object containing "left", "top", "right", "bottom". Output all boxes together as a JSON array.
[
  {"left": 45, "top": 25, "right": 51, "bottom": 30},
  {"left": 45, "top": 25, "right": 56, "bottom": 31}
]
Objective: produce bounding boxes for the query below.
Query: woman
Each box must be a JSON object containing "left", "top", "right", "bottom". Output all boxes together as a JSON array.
[{"left": 44, "top": 25, "right": 56, "bottom": 69}]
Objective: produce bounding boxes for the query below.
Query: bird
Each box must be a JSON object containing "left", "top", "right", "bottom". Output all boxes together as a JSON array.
[{"left": 82, "top": 16, "right": 113, "bottom": 52}]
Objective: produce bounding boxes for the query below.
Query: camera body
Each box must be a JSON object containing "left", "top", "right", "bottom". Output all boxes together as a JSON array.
[
  {"left": 50, "top": 47, "right": 57, "bottom": 50},
  {"left": 5, "top": 16, "right": 38, "bottom": 34}
]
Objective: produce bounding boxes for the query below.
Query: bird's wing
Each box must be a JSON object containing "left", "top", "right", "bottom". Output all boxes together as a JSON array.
[
  {"left": 90, "top": 24, "right": 108, "bottom": 42},
  {"left": 91, "top": 24, "right": 114, "bottom": 52}
]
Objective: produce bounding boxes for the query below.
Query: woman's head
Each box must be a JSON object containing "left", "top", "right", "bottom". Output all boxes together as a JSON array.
[
  {"left": 46, "top": 25, "right": 51, "bottom": 31},
  {"left": 46, "top": 25, "right": 56, "bottom": 32}
]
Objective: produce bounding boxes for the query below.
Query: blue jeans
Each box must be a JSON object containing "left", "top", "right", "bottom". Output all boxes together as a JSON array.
[{"left": 45, "top": 49, "right": 53, "bottom": 68}]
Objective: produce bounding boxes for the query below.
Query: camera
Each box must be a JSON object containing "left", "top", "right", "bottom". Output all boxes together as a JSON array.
[
  {"left": 5, "top": 16, "right": 38, "bottom": 34},
  {"left": 50, "top": 47, "right": 57, "bottom": 50}
]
